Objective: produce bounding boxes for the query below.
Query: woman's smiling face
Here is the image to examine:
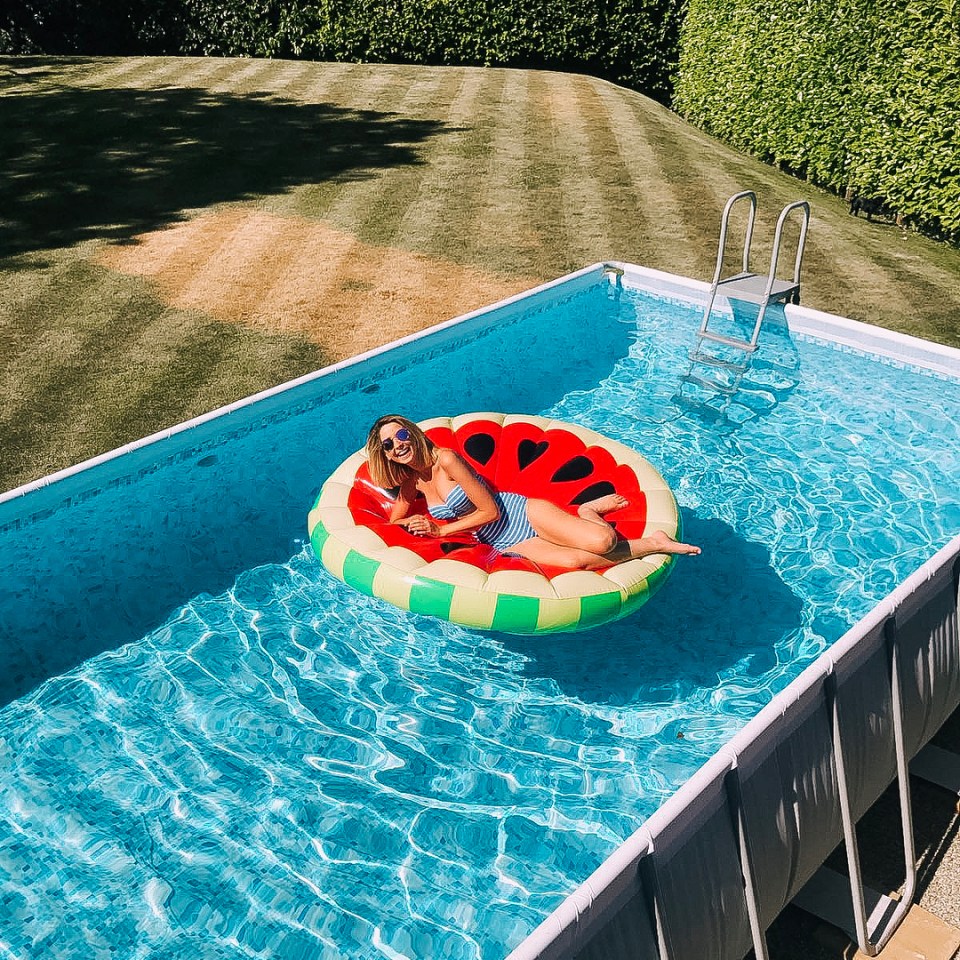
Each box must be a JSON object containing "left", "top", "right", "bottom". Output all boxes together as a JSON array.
[{"left": 379, "top": 422, "right": 416, "bottom": 466}]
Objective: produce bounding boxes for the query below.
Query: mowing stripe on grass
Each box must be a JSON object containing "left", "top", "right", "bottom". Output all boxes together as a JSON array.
[
  {"left": 794, "top": 211, "right": 926, "bottom": 322},
  {"left": 95, "top": 56, "right": 213, "bottom": 91},
  {"left": 101, "top": 312, "right": 324, "bottom": 447},
  {"left": 541, "top": 73, "right": 616, "bottom": 265},
  {"left": 520, "top": 71, "right": 574, "bottom": 272},
  {"left": 101, "top": 207, "right": 529, "bottom": 361},
  {"left": 205, "top": 57, "right": 282, "bottom": 95},
  {"left": 474, "top": 69, "right": 542, "bottom": 275},
  {"left": 264, "top": 60, "right": 341, "bottom": 106},
  {"left": 175, "top": 211, "right": 295, "bottom": 314},
  {"left": 0, "top": 261, "right": 171, "bottom": 461},
  {"left": 71, "top": 56, "right": 159, "bottom": 88},
  {"left": 306, "top": 67, "right": 433, "bottom": 238},
  {"left": 576, "top": 74, "right": 679, "bottom": 265},
  {"left": 365, "top": 69, "right": 491, "bottom": 252},
  {"left": 0, "top": 251, "right": 324, "bottom": 481},
  {"left": 379, "top": 69, "right": 490, "bottom": 256},
  {"left": 624, "top": 100, "right": 737, "bottom": 269},
  {"left": 0, "top": 258, "right": 76, "bottom": 388},
  {"left": 266, "top": 63, "right": 422, "bottom": 221},
  {"left": 410, "top": 69, "right": 509, "bottom": 265},
  {"left": 591, "top": 81, "right": 699, "bottom": 271},
  {"left": 166, "top": 57, "right": 255, "bottom": 91},
  {"left": 100, "top": 214, "right": 234, "bottom": 288},
  {"left": 0, "top": 257, "right": 119, "bottom": 408}
]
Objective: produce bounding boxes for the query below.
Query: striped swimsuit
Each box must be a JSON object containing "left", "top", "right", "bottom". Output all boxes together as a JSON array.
[{"left": 427, "top": 477, "right": 537, "bottom": 552}]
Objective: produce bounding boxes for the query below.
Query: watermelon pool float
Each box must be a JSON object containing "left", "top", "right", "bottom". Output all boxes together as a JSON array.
[{"left": 308, "top": 413, "right": 681, "bottom": 634}]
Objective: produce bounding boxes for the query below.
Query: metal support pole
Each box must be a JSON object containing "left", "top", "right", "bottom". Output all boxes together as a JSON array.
[
  {"left": 825, "top": 616, "right": 918, "bottom": 956},
  {"left": 724, "top": 765, "right": 770, "bottom": 960}
]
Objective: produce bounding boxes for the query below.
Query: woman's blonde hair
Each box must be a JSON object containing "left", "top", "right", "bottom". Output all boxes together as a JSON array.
[{"left": 365, "top": 415, "right": 436, "bottom": 488}]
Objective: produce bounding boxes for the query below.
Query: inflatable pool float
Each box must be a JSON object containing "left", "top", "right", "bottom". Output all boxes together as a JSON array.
[{"left": 308, "top": 413, "right": 681, "bottom": 635}]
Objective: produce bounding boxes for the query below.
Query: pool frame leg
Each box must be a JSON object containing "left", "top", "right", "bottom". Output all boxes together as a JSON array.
[{"left": 825, "top": 616, "right": 918, "bottom": 956}]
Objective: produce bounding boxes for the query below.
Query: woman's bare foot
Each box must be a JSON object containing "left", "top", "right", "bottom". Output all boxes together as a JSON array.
[
  {"left": 605, "top": 529, "right": 701, "bottom": 562},
  {"left": 641, "top": 530, "right": 701, "bottom": 556},
  {"left": 578, "top": 493, "right": 628, "bottom": 518}
]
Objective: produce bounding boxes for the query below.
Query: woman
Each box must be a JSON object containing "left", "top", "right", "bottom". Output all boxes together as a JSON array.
[{"left": 366, "top": 415, "right": 700, "bottom": 570}]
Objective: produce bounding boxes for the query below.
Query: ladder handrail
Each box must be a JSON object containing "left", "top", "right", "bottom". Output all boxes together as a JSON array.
[
  {"left": 700, "top": 191, "right": 757, "bottom": 340},
  {"left": 700, "top": 193, "right": 811, "bottom": 352},
  {"left": 761, "top": 200, "right": 810, "bottom": 303},
  {"left": 710, "top": 190, "right": 757, "bottom": 286}
]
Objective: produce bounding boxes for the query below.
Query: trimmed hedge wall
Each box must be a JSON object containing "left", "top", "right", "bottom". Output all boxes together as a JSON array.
[
  {"left": 289, "top": 0, "right": 683, "bottom": 100},
  {"left": 673, "top": 0, "right": 960, "bottom": 243},
  {"left": 0, "top": 0, "right": 686, "bottom": 103},
  {"left": 0, "top": 1, "right": 181, "bottom": 55}
]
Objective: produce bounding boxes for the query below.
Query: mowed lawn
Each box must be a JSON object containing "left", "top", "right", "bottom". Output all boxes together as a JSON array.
[{"left": 2, "top": 55, "right": 959, "bottom": 491}]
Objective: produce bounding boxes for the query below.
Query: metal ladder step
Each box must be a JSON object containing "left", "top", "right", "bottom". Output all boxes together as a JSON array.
[
  {"left": 697, "top": 329, "right": 758, "bottom": 352},
  {"left": 679, "top": 373, "right": 740, "bottom": 395},
  {"left": 687, "top": 350, "right": 750, "bottom": 373},
  {"left": 716, "top": 273, "right": 800, "bottom": 304}
]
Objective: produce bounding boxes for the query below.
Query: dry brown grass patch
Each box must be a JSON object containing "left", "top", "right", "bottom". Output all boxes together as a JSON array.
[{"left": 97, "top": 208, "right": 538, "bottom": 361}]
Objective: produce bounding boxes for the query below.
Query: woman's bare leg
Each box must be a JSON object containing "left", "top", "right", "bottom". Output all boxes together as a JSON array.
[
  {"left": 507, "top": 537, "right": 613, "bottom": 570},
  {"left": 526, "top": 497, "right": 624, "bottom": 555},
  {"left": 508, "top": 529, "right": 699, "bottom": 570},
  {"left": 604, "top": 529, "right": 701, "bottom": 561},
  {"left": 513, "top": 497, "right": 700, "bottom": 569},
  {"left": 577, "top": 494, "right": 629, "bottom": 527}
]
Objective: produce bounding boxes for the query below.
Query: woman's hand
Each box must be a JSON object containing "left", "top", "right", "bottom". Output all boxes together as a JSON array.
[{"left": 399, "top": 515, "right": 441, "bottom": 537}]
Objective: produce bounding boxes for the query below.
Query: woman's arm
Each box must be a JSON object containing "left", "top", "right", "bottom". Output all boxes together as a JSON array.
[
  {"left": 388, "top": 478, "right": 418, "bottom": 523},
  {"left": 413, "top": 449, "right": 499, "bottom": 538}
]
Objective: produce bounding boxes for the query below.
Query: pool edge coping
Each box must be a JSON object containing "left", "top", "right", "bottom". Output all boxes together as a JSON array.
[
  {"left": 0, "top": 265, "right": 601, "bottom": 511},
  {"left": 3, "top": 260, "right": 958, "bottom": 513}
]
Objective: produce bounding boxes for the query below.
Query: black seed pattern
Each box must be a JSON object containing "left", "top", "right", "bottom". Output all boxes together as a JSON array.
[
  {"left": 551, "top": 455, "right": 594, "bottom": 483},
  {"left": 517, "top": 439, "right": 549, "bottom": 469},
  {"left": 571, "top": 481, "right": 616, "bottom": 504},
  {"left": 441, "top": 542, "right": 473, "bottom": 554},
  {"left": 464, "top": 432, "right": 496, "bottom": 465}
]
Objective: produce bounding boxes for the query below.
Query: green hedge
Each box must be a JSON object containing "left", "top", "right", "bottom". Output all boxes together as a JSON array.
[
  {"left": 1, "top": 0, "right": 686, "bottom": 103},
  {"left": 197, "top": 0, "right": 685, "bottom": 102},
  {"left": 673, "top": 0, "right": 960, "bottom": 242}
]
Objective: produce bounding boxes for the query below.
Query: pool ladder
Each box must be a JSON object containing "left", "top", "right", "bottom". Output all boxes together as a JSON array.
[
  {"left": 698, "top": 191, "right": 810, "bottom": 353},
  {"left": 681, "top": 192, "right": 810, "bottom": 408}
]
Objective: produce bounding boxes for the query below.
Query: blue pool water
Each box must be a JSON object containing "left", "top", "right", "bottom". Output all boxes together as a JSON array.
[{"left": 1, "top": 278, "right": 958, "bottom": 959}]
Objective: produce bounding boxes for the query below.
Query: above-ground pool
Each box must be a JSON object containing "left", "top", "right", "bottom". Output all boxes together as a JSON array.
[{"left": 1, "top": 265, "right": 958, "bottom": 959}]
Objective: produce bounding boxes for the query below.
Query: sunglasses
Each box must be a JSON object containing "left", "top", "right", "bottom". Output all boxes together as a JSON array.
[{"left": 381, "top": 427, "right": 411, "bottom": 452}]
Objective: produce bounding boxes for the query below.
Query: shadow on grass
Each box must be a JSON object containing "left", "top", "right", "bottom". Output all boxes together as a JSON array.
[{"left": 0, "top": 76, "right": 451, "bottom": 257}]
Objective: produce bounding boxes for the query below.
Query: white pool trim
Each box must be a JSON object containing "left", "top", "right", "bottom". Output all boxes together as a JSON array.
[
  {"left": 5, "top": 261, "right": 957, "bottom": 515},
  {"left": 612, "top": 260, "right": 960, "bottom": 377}
]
